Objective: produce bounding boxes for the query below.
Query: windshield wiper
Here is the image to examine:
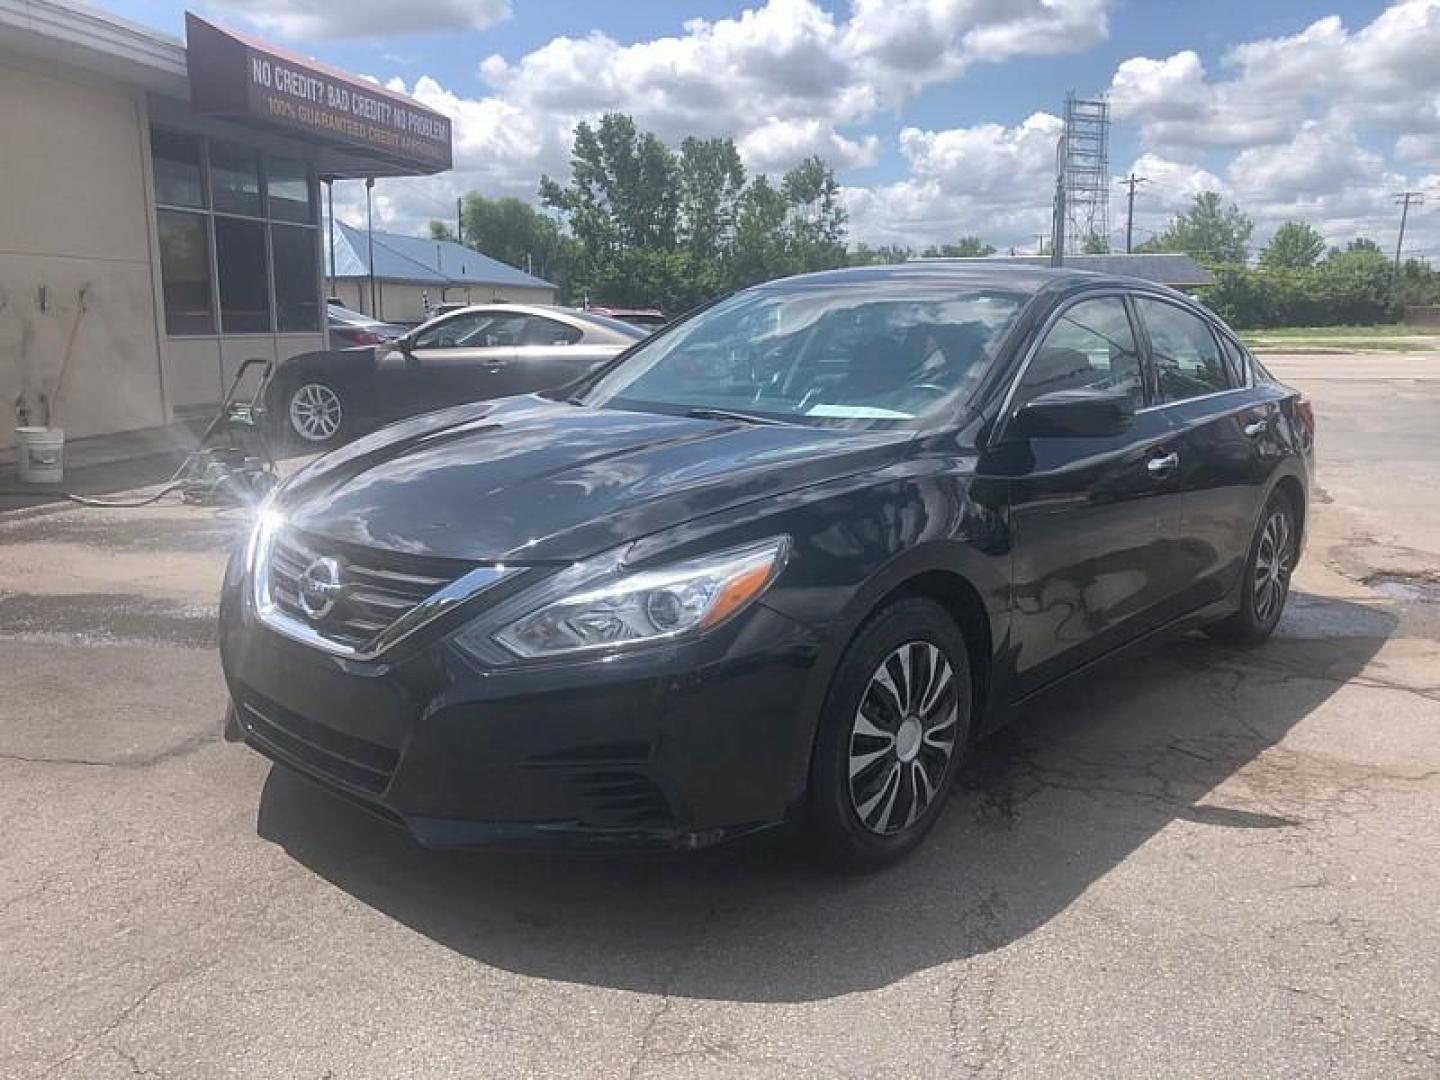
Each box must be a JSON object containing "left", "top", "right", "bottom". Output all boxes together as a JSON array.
[{"left": 683, "top": 407, "right": 789, "bottom": 426}]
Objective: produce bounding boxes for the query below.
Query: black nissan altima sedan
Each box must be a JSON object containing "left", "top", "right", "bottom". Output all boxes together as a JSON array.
[{"left": 220, "top": 262, "right": 1315, "bottom": 870}]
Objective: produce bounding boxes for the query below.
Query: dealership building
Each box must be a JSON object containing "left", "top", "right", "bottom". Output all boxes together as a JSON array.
[{"left": 0, "top": 0, "right": 454, "bottom": 453}]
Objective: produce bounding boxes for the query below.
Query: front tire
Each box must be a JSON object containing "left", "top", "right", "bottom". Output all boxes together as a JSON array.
[
  {"left": 1205, "top": 492, "right": 1298, "bottom": 645},
  {"left": 808, "top": 597, "right": 973, "bottom": 872},
  {"left": 284, "top": 378, "right": 350, "bottom": 450}
]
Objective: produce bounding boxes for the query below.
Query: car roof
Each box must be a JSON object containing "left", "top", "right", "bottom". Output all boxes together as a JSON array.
[
  {"left": 757, "top": 260, "right": 1189, "bottom": 299},
  {"left": 416, "top": 302, "right": 646, "bottom": 340}
]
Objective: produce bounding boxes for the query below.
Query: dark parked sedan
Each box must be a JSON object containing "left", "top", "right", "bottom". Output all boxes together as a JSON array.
[
  {"left": 273, "top": 303, "right": 644, "bottom": 447},
  {"left": 221, "top": 263, "right": 1314, "bottom": 870},
  {"left": 325, "top": 302, "right": 406, "bottom": 349}
]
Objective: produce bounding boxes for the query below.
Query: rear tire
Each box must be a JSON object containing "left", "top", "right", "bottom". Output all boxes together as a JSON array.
[
  {"left": 807, "top": 597, "right": 973, "bottom": 873},
  {"left": 1205, "top": 491, "right": 1298, "bottom": 645},
  {"left": 282, "top": 377, "right": 350, "bottom": 450}
]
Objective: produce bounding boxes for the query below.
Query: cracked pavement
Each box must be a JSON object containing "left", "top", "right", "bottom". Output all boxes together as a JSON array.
[{"left": 1, "top": 353, "right": 1438, "bottom": 1078}]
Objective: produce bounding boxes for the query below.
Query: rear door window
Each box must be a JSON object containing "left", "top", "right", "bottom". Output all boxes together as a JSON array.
[
  {"left": 519, "top": 317, "right": 582, "bottom": 346},
  {"left": 1136, "top": 298, "right": 1234, "bottom": 402}
]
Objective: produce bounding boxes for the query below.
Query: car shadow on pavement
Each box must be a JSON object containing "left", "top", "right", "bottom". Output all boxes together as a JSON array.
[{"left": 256, "top": 590, "right": 1395, "bottom": 1003}]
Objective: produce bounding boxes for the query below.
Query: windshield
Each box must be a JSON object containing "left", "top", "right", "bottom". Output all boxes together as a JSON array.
[{"left": 575, "top": 283, "right": 1025, "bottom": 428}]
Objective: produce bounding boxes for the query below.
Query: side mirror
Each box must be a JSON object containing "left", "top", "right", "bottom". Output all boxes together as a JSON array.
[
  {"left": 1009, "top": 386, "right": 1135, "bottom": 439},
  {"left": 398, "top": 334, "right": 417, "bottom": 361}
]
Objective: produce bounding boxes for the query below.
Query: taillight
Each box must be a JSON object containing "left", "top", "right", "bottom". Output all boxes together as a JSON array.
[
  {"left": 1295, "top": 397, "right": 1315, "bottom": 439},
  {"left": 348, "top": 329, "right": 384, "bottom": 346}
]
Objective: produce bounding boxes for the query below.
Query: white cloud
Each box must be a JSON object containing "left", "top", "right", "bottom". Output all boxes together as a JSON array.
[
  {"left": 322, "top": 0, "right": 1115, "bottom": 245},
  {"left": 1106, "top": 2, "right": 1440, "bottom": 258},
  {"left": 843, "top": 0, "right": 1109, "bottom": 97},
  {"left": 843, "top": 114, "right": 1063, "bottom": 250},
  {"left": 212, "top": 0, "right": 511, "bottom": 40},
  {"left": 308, "top": 0, "right": 1440, "bottom": 259},
  {"left": 1110, "top": 1, "right": 1440, "bottom": 152}
]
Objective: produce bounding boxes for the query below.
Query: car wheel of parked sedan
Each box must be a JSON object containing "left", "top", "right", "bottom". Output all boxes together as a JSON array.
[
  {"left": 808, "top": 597, "right": 973, "bottom": 872},
  {"left": 285, "top": 378, "right": 349, "bottom": 449},
  {"left": 1206, "top": 491, "right": 1299, "bottom": 645}
]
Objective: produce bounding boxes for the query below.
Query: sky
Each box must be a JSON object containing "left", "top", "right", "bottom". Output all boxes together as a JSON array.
[{"left": 97, "top": 0, "right": 1440, "bottom": 259}]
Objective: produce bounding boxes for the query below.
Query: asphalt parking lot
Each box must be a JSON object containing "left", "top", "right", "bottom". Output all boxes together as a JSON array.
[{"left": 2, "top": 353, "right": 1438, "bottom": 1079}]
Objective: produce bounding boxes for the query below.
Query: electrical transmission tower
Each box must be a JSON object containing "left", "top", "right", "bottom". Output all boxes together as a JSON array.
[{"left": 1060, "top": 93, "right": 1111, "bottom": 256}]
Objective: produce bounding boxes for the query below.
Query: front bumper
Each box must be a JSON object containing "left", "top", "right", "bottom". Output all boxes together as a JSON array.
[{"left": 219, "top": 550, "right": 825, "bottom": 852}]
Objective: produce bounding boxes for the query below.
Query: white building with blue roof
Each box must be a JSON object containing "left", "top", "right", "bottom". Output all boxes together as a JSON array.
[{"left": 326, "top": 221, "right": 557, "bottom": 325}]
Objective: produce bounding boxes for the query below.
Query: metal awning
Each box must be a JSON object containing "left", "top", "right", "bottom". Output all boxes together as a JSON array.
[{"left": 184, "top": 14, "right": 452, "bottom": 178}]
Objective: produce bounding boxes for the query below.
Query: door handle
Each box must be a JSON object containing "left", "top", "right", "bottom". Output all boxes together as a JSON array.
[
  {"left": 1243, "top": 419, "right": 1268, "bottom": 437},
  {"left": 1147, "top": 451, "right": 1180, "bottom": 475}
]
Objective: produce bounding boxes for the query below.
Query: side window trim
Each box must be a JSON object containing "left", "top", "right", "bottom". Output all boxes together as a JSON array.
[
  {"left": 990, "top": 288, "right": 1147, "bottom": 445},
  {"left": 1121, "top": 293, "right": 1158, "bottom": 408},
  {"left": 1215, "top": 327, "right": 1254, "bottom": 389}
]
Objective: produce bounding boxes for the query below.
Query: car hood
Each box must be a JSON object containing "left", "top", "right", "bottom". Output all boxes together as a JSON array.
[{"left": 278, "top": 396, "right": 913, "bottom": 563}]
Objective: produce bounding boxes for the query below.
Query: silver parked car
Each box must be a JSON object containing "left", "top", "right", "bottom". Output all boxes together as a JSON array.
[{"left": 272, "top": 304, "right": 646, "bottom": 448}]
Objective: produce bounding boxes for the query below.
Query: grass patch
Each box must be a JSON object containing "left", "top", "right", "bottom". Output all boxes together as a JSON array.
[
  {"left": 1245, "top": 324, "right": 1430, "bottom": 340},
  {"left": 1241, "top": 324, "right": 1440, "bottom": 353}
]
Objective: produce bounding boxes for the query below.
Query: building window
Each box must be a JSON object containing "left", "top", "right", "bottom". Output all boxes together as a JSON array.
[
  {"left": 156, "top": 210, "right": 215, "bottom": 335},
  {"left": 272, "top": 225, "right": 320, "bottom": 332},
  {"left": 215, "top": 218, "right": 271, "bottom": 333},
  {"left": 209, "top": 142, "right": 263, "bottom": 217},
  {"left": 267, "top": 157, "right": 314, "bottom": 224},
  {"left": 151, "top": 130, "right": 206, "bottom": 209},
  {"left": 149, "top": 126, "right": 320, "bottom": 336}
]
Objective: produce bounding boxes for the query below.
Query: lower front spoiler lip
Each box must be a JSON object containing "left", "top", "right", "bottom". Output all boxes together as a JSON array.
[{"left": 243, "top": 731, "right": 781, "bottom": 854}]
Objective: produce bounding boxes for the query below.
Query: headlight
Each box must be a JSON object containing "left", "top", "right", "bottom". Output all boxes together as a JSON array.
[
  {"left": 243, "top": 497, "right": 285, "bottom": 577},
  {"left": 457, "top": 535, "right": 789, "bottom": 661}
]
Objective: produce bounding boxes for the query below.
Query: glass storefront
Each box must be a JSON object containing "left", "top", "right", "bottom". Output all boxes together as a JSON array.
[{"left": 150, "top": 128, "right": 320, "bottom": 338}]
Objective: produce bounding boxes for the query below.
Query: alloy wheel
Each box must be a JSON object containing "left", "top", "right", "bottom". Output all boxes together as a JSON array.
[
  {"left": 1253, "top": 506, "right": 1294, "bottom": 624},
  {"left": 848, "top": 641, "right": 959, "bottom": 835},
  {"left": 289, "top": 383, "right": 343, "bottom": 442}
]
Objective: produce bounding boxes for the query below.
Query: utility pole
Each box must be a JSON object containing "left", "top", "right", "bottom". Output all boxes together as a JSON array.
[
  {"left": 365, "top": 177, "right": 377, "bottom": 317},
  {"left": 1051, "top": 134, "right": 1066, "bottom": 267},
  {"left": 323, "top": 176, "right": 336, "bottom": 299},
  {"left": 1118, "top": 173, "right": 1149, "bottom": 253},
  {"left": 456, "top": 197, "right": 464, "bottom": 246},
  {"left": 1393, "top": 191, "right": 1423, "bottom": 276},
  {"left": 1034, "top": 233, "right": 1048, "bottom": 256}
]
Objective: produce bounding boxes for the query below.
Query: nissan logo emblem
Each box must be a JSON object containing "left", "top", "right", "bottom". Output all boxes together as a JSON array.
[{"left": 297, "top": 556, "right": 345, "bottom": 620}]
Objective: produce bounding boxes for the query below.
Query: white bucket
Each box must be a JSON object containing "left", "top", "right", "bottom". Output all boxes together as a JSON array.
[{"left": 15, "top": 426, "right": 65, "bottom": 484}]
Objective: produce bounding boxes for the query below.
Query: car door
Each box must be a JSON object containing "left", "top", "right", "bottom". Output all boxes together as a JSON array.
[
  {"left": 990, "top": 293, "right": 1191, "bottom": 697},
  {"left": 501, "top": 315, "right": 614, "bottom": 397},
  {"left": 1131, "top": 296, "right": 1280, "bottom": 613},
  {"left": 377, "top": 311, "right": 526, "bottom": 419}
]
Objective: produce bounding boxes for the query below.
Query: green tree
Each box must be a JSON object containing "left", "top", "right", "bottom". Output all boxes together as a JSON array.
[
  {"left": 428, "top": 221, "right": 455, "bottom": 241},
  {"left": 677, "top": 136, "right": 746, "bottom": 259},
  {"left": 847, "top": 243, "right": 912, "bottom": 266},
  {"left": 539, "top": 114, "right": 847, "bottom": 307},
  {"left": 1260, "top": 221, "right": 1326, "bottom": 269},
  {"left": 539, "top": 113, "right": 680, "bottom": 255},
  {"left": 1139, "top": 191, "right": 1254, "bottom": 264},
  {"left": 1081, "top": 232, "right": 1110, "bottom": 254},
  {"left": 459, "top": 195, "right": 574, "bottom": 283},
  {"left": 780, "top": 155, "right": 848, "bottom": 272},
  {"left": 730, "top": 173, "right": 792, "bottom": 287},
  {"left": 920, "top": 235, "right": 995, "bottom": 258},
  {"left": 1346, "top": 237, "right": 1383, "bottom": 255}
]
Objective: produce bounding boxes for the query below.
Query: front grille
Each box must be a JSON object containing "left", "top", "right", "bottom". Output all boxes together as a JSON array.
[
  {"left": 240, "top": 694, "right": 399, "bottom": 795},
  {"left": 267, "top": 530, "right": 465, "bottom": 650}
]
